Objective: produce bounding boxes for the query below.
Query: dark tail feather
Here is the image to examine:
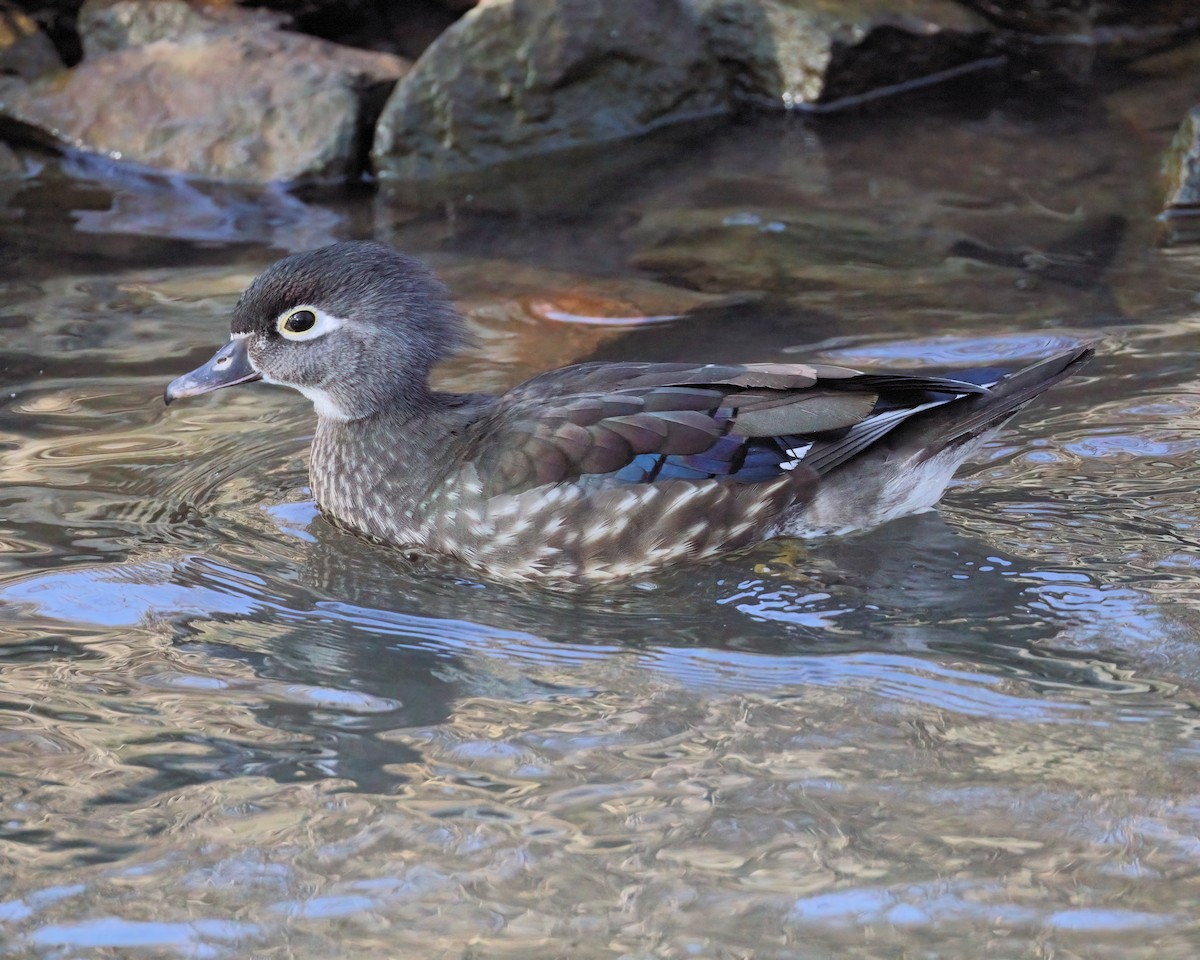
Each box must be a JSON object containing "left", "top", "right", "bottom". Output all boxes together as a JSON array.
[{"left": 910, "top": 345, "right": 1093, "bottom": 460}]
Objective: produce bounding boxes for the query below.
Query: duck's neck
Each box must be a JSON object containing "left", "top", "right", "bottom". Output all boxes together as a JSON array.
[
  {"left": 303, "top": 376, "right": 445, "bottom": 424},
  {"left": 309, "top": 390, "right": 492, "bottom": 534}
]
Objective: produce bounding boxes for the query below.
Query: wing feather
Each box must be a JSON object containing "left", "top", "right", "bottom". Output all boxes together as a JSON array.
[
  {"left": 465, "top": 359, "right": 993, "bottom": 496},
  {"left": 602, "top": 414, "right": 670, "bottom": 449},
  {"left": 577, "top": 428, "right": 634, "bottom": 475},
  {"left": 729, "top": 391, "right": 878, "bottom": 438}
]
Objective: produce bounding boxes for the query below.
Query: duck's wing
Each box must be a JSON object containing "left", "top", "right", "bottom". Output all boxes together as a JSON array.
[{"left": 465, "top": 360, "right": 995, "bottom": 498}]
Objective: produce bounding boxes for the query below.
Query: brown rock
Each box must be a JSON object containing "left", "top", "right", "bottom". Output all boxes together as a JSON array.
[
  {"left": 0, "top": 0, "right": 408, "bottom": 183},
  {"left": 372, "top": 0, "right": 728, "bottom": 179}
]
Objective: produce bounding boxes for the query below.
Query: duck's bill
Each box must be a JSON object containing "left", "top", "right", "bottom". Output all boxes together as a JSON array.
[{"left": 164, "top": 337, "right": 261, "bottom": 405}]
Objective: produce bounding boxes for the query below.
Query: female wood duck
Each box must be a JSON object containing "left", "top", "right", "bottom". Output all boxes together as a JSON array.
[{"left": 165, "top": 241, "right": 1091, "bottom": 586}]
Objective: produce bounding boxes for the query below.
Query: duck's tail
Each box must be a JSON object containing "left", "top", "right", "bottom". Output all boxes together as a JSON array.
[
  {"left": 905, "top": 344, "right": 1093, "bottom": 462},
  {"left": 792, "top": 345, "right": 1092, "bottom": 536}
]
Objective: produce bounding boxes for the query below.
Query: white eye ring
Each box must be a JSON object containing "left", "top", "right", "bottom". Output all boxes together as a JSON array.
[{"left": 276, "top": 305, "right": 343, "bottom": 341}]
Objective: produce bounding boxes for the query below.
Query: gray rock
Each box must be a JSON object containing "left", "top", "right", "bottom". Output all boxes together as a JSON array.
[
  {"left": 957, "top": 0, "right": 1200, "bottom": 36},
  {"left": 0, "top": 0, "right": 408, "bottom": 183},
  {"left": 372, "top": 0, "right": 728, "bottom": 180},
  {"left": 1161, "top": 106, "right": 1200, "bottom": 245},
  {"left": 0, "top": 3, "right": 64, "bottom": 80},
  {"left": 691, "top": 0, "right": 994, "bottom": 110},
  {"left": 77, "top": 0, "right": 289, "bottom": 59},
  {"left": 958, "top": 0, "right": 1200, "bottom": 68}
]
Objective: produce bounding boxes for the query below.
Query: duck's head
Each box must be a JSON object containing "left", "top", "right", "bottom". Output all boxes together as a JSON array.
[{"left": 165, "top": 241, "right": 468, "bottom": 420}]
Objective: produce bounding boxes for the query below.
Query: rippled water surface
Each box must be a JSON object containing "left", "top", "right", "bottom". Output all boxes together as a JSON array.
[{"left": 3, "top": 57, "right": 1200, "bottom": 958}]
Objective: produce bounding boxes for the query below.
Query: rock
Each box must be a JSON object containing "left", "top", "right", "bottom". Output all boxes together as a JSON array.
[
  {"left": 0, "top": 139, "right": 22, "bottom": 175},
  {"left": 77, "top": 0, "right": 288, "bottom": 58},
  {"left": 1161, "top": 106, "right": 1200, "bottom": 245},
  {"left": 1105, "top": 39, "right": 1200, "bottom": 136},
  {"left": 372, "top": 0, "right": 728, "bottom": 180},
  {"left": 691, "top": 0, "right": 995, "bottom": 110},
  {"left": 0, "top": 0, "right": 408, "bottom": 183},
  {"left": 948, "top": 213, "right": 1126, "bottom": 288},
  {"left": 958, "top": 0, "right": 1200, "bottom": 68},
  {"left": 0, "top": 2, "right": 64, "bottom": 79},
  {"left": 957, "top": 0, "right": 1200, "bottom": 37}
]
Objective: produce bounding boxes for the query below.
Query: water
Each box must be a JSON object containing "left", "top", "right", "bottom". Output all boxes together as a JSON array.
[{"left": 3, "top": 56, "right": 1200, "bottom": 958}]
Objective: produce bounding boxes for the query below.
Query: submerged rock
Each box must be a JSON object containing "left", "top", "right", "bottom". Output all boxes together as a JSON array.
[
  {"left": 372, "top": 0, "right": 727, "bottom": 179},
  {"left": 692, "top": 0, "right": 996, "bottom": 110},
  {"left": 617, "top": 109, "right": 1135, "bottom": 321},
  {"left": 1161, "top": 106, "right": 1200, "bottom": 245},
  {"left": 625, "top": 204, "right": 940, "bottom": 293},
  {"left": 948, "top": 213, "right": 1126, "bottom": 289},
  {"left": 0, "top": 0, "right": 407, "bottom": 183}
]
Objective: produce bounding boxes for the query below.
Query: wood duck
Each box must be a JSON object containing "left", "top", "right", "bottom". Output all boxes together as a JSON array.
[{"left": 165, "top": 241, "right": 1092, "bottom": 586}]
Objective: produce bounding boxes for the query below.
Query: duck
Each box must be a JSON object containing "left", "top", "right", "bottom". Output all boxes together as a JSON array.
[{"left": 165, "top": 241, "right": 1092, "bottom": 586}]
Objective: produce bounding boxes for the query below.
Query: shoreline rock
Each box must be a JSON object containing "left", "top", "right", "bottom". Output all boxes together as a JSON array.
[
  {"left": 372, "top": 0, "right": 728, "bottom": 180},
  {"left": 692, "top": 0, "right": 996, "bottom": 112},
  {"left": 1, "top": 0, "right": 1198, "bottom": 184},
  {"left": 0, "top": 0, "right": 408, "bottom": 183},
  {"left": 1161, "top": 105, "right": 1200, "bottom": 245}
]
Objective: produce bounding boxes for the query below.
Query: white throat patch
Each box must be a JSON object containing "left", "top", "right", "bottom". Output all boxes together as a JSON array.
[{"left": 289, "top": 383, "right": 353, "bottom": 421}]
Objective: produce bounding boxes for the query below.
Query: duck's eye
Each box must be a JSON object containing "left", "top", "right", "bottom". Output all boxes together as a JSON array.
[
  {"left": 283, "top": 310, "right": 316, "bottom": 334},
  {"left": 275, "top": 306, "right": 340, "bottom": 341}
]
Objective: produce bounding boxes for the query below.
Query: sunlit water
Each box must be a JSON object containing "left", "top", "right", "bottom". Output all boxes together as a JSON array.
[{"left": 3, "top": 55, "right": 1200, "bottom": 959}]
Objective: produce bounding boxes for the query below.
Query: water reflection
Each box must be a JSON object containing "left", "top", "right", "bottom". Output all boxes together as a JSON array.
[{"left": 3, "top": 497, "right": 1190, "bottom": 766}]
